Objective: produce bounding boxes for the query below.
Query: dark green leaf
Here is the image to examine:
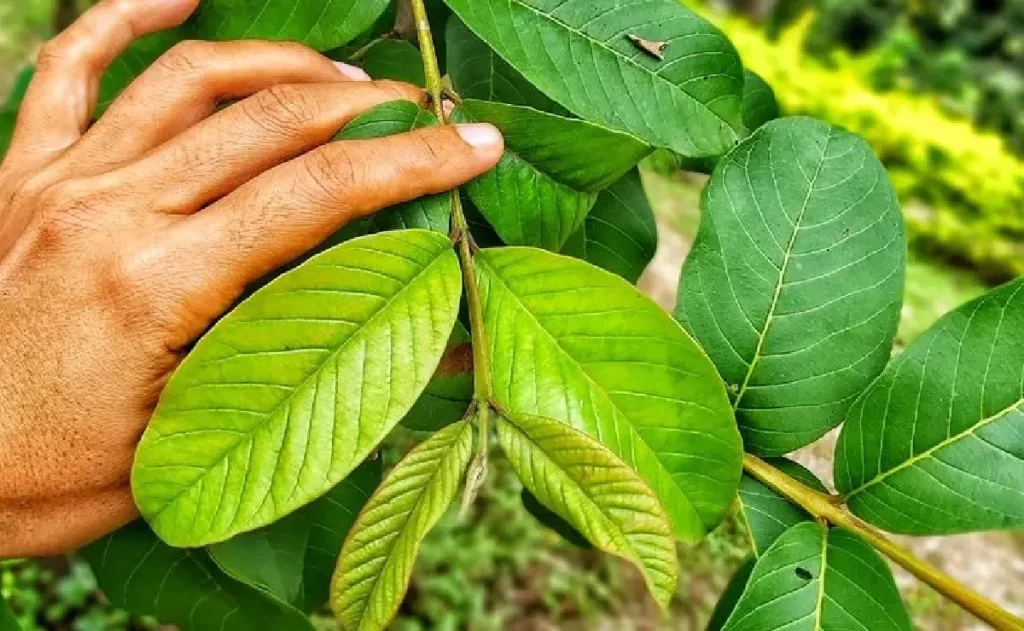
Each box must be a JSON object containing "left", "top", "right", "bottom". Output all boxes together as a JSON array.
[
  {"left": 132, "top": 230, "right": 462, "bottom": 547},
  {"left": 443, "top": 0, "right": 743, "bottom": 157},
  {"left": 358, "top": 39, "right": 426, "bottom": 86},
  {"left": 4, "top": 66, "right": 33, "bottom": 111},
  {"left": 496, "top": 413, "right": 679, "bottom": 609},
  {"left": 82, "top": 522, "right": 313, "bottom": 631},
  {"left": 561, "top": 169, "right": 658, "bottom": 284},
  {"left": 707, "top": 558, "right": 755, "bottom": 631},
  {"left": 738, "top": 459, "right": 826, "bottom": 557},
  {"left": 741, "top": 70, "right": 780, "bottom": 133},
  {"left": 0, "top": 595, "right": 18, "bottom": 631},
  {"left": 453, "top": 99, "right": 650, "bottom": 250},
  {"left": 835, "top": 277, "right": 1024, "bottom": 535},
  {"left": 520, "top": 489, "right": 592, "bottom": 549},
  {"left": 402, "top": 322, "right": 473, "bottom": 433},
  {"left": 721, "top": 523, "right": 911, "bottom": 631},
  {"left": 445, "top": 17, "right": 564, "bottom": 114},
  {"left": 189, "top": 0, "right": 392, "bottom": 52},
  {"left": 476, "top": 247, "right": 742, "bottom": 541},
  {"left": 676, "top": 117, "right": 905, "bottom": 456},
  {"left": 331, "top": 420, "right": 474, "bottom": 631},
  {"left": 0, "top": 111, "right": 15, "bottom": 160},
  {"left": 207, "top": 460, "right": 382, "bottom": 612}
]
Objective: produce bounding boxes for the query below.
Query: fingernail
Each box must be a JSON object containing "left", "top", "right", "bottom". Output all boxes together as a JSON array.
[
  {"left": 456, "top": 123, "right": 503, "bottom": 150},
  {"left": 334, "top": 62, "right": 371, "bottom": 81}
]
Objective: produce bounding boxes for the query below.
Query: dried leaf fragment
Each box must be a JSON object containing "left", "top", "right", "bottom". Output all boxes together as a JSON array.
[{"left": 627, "top": 34, "right": 667, "bottom": 60}]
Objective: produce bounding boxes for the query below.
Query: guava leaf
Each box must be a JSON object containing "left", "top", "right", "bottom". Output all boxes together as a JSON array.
[
  {"left": 720, "top": 522, "right": 912, "bottom": 631},
  {"left": 82, "top": 522, "right": 313, "bottom": 631},
  {"left": 738, "top": 459, "right": 826, "bottom": 557},
  {"left": 189, "top": 0, "right": 392, "bottom": 52},
  {"left": 476, "top": 247, "right": 742, "bottom": 540},
  {"left": 676, "top": 117, "right": 905, "bottom": 456},
  {"left": 520, "top": 489, "right": 592, "bottom": 550},
  {"left": 442, "top": 0, "right": 743, "bottom": 157},
  {"left": 401, "top": 322, "right": 474, "bottom": 433},
  {"left": 331, "top": 420, "right": 474, "bottom": 631},
  {"left": 0, "top": 595, "right": 17, "bottom": 631},
  {"left": 835, "top": 277, "right": 1024, "bottom": 534},
  {"left": 132, "top": 230, "right": 462, "bottom": 547},
  {"left": 445, "top": 17, "right": 565, "bottom": 114},
  {"left": 207, "top": 459, "right": 382, "bottom": 611},
  {"left": 561, "top": 169, "right": 658, "bottom": 284},
  {"left": 707, "top": 558, "right": 755, "bottom": 631},
  {"left": 452, "top": 99, "right": 650, "bottom": 251},
  {"left": 496, "top": 413, "right": 679, "bottom": 609},
  {"left": 358, "top": 39, "right": 426, "bottom": 87},
  {"left": 741, "top": 70, "right": 780, "bottom": 133}
]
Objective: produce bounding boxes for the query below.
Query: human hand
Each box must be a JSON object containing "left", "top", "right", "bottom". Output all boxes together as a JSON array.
[{"left": 0, "top": 0, "right": 503, "bottom": 557}]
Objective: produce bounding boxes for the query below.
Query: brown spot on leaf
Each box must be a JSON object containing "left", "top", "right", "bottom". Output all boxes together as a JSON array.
[
  {"left": 628, "top": 34, "right": 668, "bottom": 60},
  {"left": 436, "top": 343, "right": 473, "bottom": 376}
]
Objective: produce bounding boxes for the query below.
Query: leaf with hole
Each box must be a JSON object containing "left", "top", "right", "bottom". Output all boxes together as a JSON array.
[
  {"left": 738, "top": 459, "right": 826, "bottom": 556},
  {"left": 497, "top": 413, "right": 678, "bottom": 607},
  {"left": 331, "top": 419, "right": 474, "bottom": 631},
  {"left": 207, "top": 459, "right": 382, "bottom": 611},
  {"left": 477, "top": 247, "right": 742, "bottom": 540},
  {"left": 720, "top": 522, "right": 912, "bottom": 631},
  {"left": 82, "top": 521, "right": 313, "bottom": 631},
  {"left": 561, "top": 168, "right": 658, "bottom": 284},
  {"left": 131, "top": 230, "right": 462, "bottom": 547},
  {"left": 188, "top": 0, "right": 392, "bottom": 52},
  {"left": 443, "top": 0, "right": 743, "bottom": 157},
  {"left": 676, "top": 116, "right": 905, "bottom": 456},
  {"left": 401, "top": 322, "right": 474, "bottom": 433},
  {"left": 452, "top": 99, "right": 650, "bottom": 251},
  {"left": 835, "top": 277, "right": 1024, "bottom": 535},
  {"left": 358, "top": 39, "right": 426, "bottom": 87}
]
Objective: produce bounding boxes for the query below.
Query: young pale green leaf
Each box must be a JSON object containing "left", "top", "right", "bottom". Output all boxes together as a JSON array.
[
  {"left": 445, "top": 17, "right": 565, "bottom": 115},
  {"left": 82, "top": 522, "right": 313, "bottom": 631},
  {"left": 402, "top": 322, "right": 474, "bottom": 433},
  {"left": 520, "top": 489, "right": 593, "bottom": 550},
  {"left": 476, "top": 247, "right": 742, "bottom": 541},
  {"left": 452, "top": 100, "right": 650, "bottom": 251},
  {"left": 561, "top": 169, "right": 658, "bottom": 284},
  {"left": 738, "top": 459, "right": 826, "bottom": 557},
  {"left": 358, "top": 39, "right": 426, "bottom": 87},
  {"left": 497, "top": 413, "right": 680, "bottom": 609},
  {"left": 207, "top": 459, "right": 382, "bottom": 612},
  {"left": 443, "top": 0, "right": 743, "bottom": 158},
  {"left": 741, "top": 70, "right": 781, "bottom": 133},
  {"left": 835, "top": 277, "right": 1024, "bottom": 534},
  {"left": 188, "top": 0, "right": 392, "bottom": 52},
  {"left": 132, "top": 230, "right": 462, "bottom": 547},
  {"left": 721, "top": 522, "right": 912, "bottom": 631},
  {"left": 676, "top": 117, "right": 905, "bottom": 456},
  {"left": 334, "top": 101, "right": 450, "bottom": 237},
  {"left": 331, "top": 420, "right": 474, "bottom": 631},
  {"left": 707, "top": 558, "right": 755, "bottom": 631}
]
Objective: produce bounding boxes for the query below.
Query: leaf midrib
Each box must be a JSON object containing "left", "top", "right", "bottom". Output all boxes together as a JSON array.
[
  {"left": 506, "top": 0, "right": 737, "bottom": 133},
  {"left": 146, "top": 243, "right": 453, "bottom": 525}
]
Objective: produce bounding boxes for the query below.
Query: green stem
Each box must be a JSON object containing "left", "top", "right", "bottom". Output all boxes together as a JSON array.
[{"left": 743, "top": 454, "right": 1024, "bottom": 631}]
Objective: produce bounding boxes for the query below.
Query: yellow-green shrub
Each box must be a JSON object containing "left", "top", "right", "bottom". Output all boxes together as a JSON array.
[{"left": 710, "top": 13, "right": 1024, "bottom": 280}]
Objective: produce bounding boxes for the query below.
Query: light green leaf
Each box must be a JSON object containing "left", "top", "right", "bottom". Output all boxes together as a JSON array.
[
  {"left": 443, "top": 0, "right": 743, "bottom": 157},
  {"left": 334, "top": 101, "right": 451, "bottom": 237},
  {"left": 497, "top": 413, "right": 679, "bottom": 609},
  {"left": 207, "top": 459, "right": 382, "bottom": 612},
  {"left": 445, "top": 17, "right": 565, "bottom": 114},
  {"left": 707, "top": 558, "right": 755, "bottom": 631},
  {"left": 738, "top": 459, "right": 826, "bottom": 557},
  {"left": 676, "top": 117, "right": 905, "bottom": 456},
  {"left": 358, "top": 39, "right": 426, "bottom": 87},
  {"left": 132, "top": 230, "right": 462, "bottom": 547},
  {"left": 835, "top": 277, "right": 1024, "bottom": 535},
  {"left": 721, "top": 522, "right": 912, "bottom": 631},
  {"left": 476, "top": 247, "right": 742, "bottom": 540},
  {"left": 520, "top": 489, "right": 593, "bottom": 550},
  {"left": 82, "top": 522, "right": 313, "bottom": 631},
  {"left": 402, "top": 322, "right": 474, "bottom": 433},
  {"left": 188, "top": 0, "right": 392, "bottom": 52},
  {"left": 561, "top": 169, "right": 658, "bottom": 284},
  {"left": 452, "top": 99, "right": 650, "bottom": 251},
  {"left": 331, "top": 419, "right": 474, "bottom": 631},
  {"left": 741, "top": 70, "right": 780, "bottom": 133}
]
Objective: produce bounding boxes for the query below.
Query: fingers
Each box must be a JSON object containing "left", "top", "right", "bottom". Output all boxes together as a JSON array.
[
  {"left": 162, "top": 124, "right": 504, "bottom": 341},
  {"left": 7, "top": 0, "right": 199, "bottom": 165},
  {"left": 0, "top": 486, "right": 136, "bottom": 557},
  {"left": 69, "top": 40, "right": 371, "bottom": 168},
  {"left": 108, "top": 80, "right": 423, "bottom": 214}
]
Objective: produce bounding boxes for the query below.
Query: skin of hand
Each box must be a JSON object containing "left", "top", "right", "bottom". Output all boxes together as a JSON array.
[{"left": 0, "top": 0, "right": 504, "bottom": 557}]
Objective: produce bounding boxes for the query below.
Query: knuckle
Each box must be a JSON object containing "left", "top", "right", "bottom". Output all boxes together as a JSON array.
[
  {"left": 35, "top": 39, "right": 70, "bottom": 71},
  {"left": 245, "top": 85, "right": 321, "bottom": 135},
  {"left": 157, "top": 40, "right": 211, "bottom": 74},
  {"left": 302, "top": 148, "right": 361, "bottom": 200}
]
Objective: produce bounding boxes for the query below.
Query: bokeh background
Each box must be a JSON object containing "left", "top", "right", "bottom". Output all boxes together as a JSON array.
[{"left": 2, "top": 0, "right": 1023, "bottom": 629}]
